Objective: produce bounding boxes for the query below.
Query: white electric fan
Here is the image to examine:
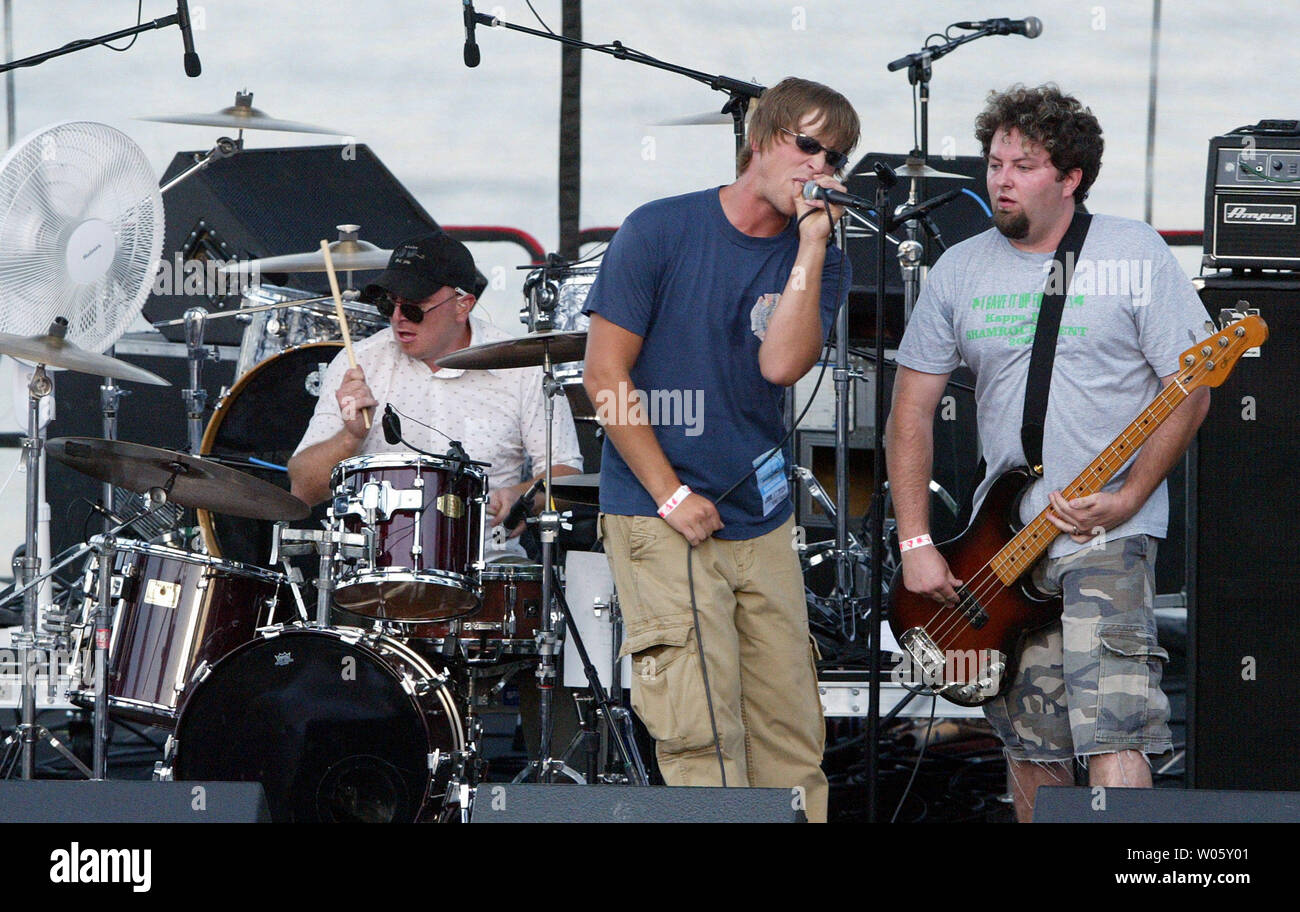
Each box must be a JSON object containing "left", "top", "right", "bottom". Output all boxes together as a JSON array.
[{"left": 0, "top": 121, "right": 164, "bottom": 780}]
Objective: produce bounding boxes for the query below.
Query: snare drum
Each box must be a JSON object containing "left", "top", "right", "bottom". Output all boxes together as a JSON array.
[
  {"left": 69, "top": 539, "right": 286, "bottom": 726},
  {"left": 166, "top": 625, "right": 464, "bottom": 823},
  {"left": 330, "top": 453, "right": 486, "bottom": 622},
  {"left": 417, "top": 562, "right": 546, "bottom": 663}
]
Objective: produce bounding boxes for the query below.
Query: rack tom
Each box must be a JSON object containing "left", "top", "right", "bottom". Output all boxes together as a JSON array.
[{"left": 330, "top": 453, "right": 485, "bottom": 622}]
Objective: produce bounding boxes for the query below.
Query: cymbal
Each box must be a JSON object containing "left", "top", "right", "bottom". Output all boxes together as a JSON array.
[
  {"left": 46, "top": 437, "right": 311, "bottom": 521},
  {"left": 893, "top": 158, "right": 971, "bottom": 181},
  {"left": 549, "top": 472, "right": 600, "bottom": 507},
  {"left": 138, "top": 90, "right": 344, "bottom": 135},
  {"left": 0, "top": 323, "right": 169, "bottom": 386},
  {"left": 436, "top": 332, "right": 587, "bottom": 371},
  {"left": 219, "top": 225, "right": 391, "bottom": 275}
]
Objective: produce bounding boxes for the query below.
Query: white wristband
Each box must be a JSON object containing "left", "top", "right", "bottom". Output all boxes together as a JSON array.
[
  {"left": 899, "top": 533, "right": 933, "bottom": 553},
  {"left": 657, "top": 485, "right": 691, "bottom": 518}
]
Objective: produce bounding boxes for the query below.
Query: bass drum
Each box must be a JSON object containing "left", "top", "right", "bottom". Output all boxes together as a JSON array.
[
  {"left": 169, "top": 626, "right": 464, "bottom": 823},
  {"left": 198, "top": 341, "right": 342, "bottom": 565}
]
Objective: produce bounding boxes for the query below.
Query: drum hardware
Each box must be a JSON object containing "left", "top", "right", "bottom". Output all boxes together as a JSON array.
[
  {"left": 271, "top": 523, "right": 369, "bottom": 627},
  {"left": 182, "top": 307, "right": 213, "bottom": 456},
  {"left": 558, "top": 552, "right": 647, "bottom": 785}
]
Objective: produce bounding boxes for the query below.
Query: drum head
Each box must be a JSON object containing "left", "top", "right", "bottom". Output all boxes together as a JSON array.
[
  {"left": 199, "top": 342, "right": 342, "bottom": 564},
  {"left": 173, "top": 629, "right": 457, "bottom": 823}
]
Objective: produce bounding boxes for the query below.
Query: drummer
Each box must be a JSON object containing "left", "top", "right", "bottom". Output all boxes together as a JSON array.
[{"left": 287, "top": 232, "right": 583, "bottom": 555}]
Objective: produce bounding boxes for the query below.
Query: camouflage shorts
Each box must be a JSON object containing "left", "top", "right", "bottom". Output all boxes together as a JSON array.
[{"left": 983, "top": 534, "right": 1172, "bottom": 762}]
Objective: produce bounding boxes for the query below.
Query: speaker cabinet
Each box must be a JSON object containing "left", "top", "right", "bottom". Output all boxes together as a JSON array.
[
  {"left": 0, "top": 781, "right": 270, "bottom": 822},
  {"left": 1035, "top": 785, "right": 1300, "bottom": 822},
  {"left": 1190, "top": 274, "right": 1300, "bottom": 789},
  {"left": 469, "top": 785, "right": 805, "bottom": 823},
  {"left": 145, "top": 144, "right": 441, "bottom": 344}
]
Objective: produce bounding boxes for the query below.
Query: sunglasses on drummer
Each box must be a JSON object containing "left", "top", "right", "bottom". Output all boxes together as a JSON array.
[
  {"left": 779, "top": 127, "right": 849, "bottom": 171},
  {"left": 375, "top": 288, "right": 466, "bottom": 324}
]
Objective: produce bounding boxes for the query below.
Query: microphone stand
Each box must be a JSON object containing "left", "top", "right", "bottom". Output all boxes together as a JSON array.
[
  {"left": 462, "top": 3, "right": 765, "bottom": 157},
  {"left": 0, "top": 11, "right": 191, "bottom": 74},
  {"left": 887, "top": 24, "right": 1002, "bottom": 314}
]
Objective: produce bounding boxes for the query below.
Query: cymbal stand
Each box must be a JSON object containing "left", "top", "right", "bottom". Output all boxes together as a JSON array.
[
  {"left": 4, "top": 359, "right": 161, "bottom": 778},
  {"left": 182, "top": 307, "right": 210, "bottom": 456},
  {"left": 512, "top": 339, "right": 575, "bottom": 784},
  {"left": 158, "top": 136, "right": 241, "bottom": 195},
  {"left": 99, "top": 372, "right": 125, "bottom": 530},
  {"left": 549, "top": 567, "right": 647, "bottom": 785}
]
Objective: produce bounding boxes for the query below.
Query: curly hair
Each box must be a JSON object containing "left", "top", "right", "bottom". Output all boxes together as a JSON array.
[
  {"left": 737, "top": 77, "right": 860, "bottom": 176},
  {"left": 974, "top": 84, "right": 1104, "bottom": 203}
]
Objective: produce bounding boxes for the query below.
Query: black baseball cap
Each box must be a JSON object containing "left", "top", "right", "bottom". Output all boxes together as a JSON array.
[{"left": 361, "top": 232, "right": 488, "bottom": 303}]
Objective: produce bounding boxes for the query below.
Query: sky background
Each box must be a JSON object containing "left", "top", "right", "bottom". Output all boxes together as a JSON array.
[
  {"left": 4, "top": 0, "right": 1296, "bottom": 331},
  {"left": 0, "top": 0, "right": 1296, "bottom": 554}
]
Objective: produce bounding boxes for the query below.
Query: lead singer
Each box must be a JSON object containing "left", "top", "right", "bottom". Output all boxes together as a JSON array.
[{"left": 582, "top": 77, "right": 859, "bottom": 822}]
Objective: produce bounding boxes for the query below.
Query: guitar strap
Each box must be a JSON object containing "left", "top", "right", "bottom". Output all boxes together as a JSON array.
[{"left": 1019, "top": 209, "right": 1093, "bottom": 477}]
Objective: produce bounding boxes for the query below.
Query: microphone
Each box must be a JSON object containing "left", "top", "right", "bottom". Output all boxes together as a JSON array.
[
  {"left": 803, "top": 180, "right": 876, "bottom": 211},
  {"left": 953, "top": 17, "right": 1043, "bottom": 38},
  {"left": 500, "top": 478, "right": 545, "bottom": 531},
  {"left": 888, "top": 187, "right": 965, "bottom": 230},
  {"left": 382, "top": 404, "right": 402, "bottom": 445},
  {"left": 176, "top": 1, "right": 202, "bottom": 76},
  {"left": 463, "top": 0, "right": 481, "bottom": 68}
]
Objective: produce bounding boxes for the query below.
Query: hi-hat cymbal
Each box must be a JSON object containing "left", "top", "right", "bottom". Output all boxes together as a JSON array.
[
  {"left": 549, "top": 472, "right": 601, "bottom": 507},
  {"left": 436, "top": 332, "right": 587, "bottom": 371},
  {"left": 892, "top": 158, "right": 971, "bottom": 181},
  {"left": 46, "top": 438, "right": 310, "bottom": 521},
  {"left": 220, "top": 224, "right": 390, "bottom": 275},
  {"left": 137, "top": 90, "right": 344, "bottom": 135},
  {"left": 0, "top": 321, "right": 169, "bottom": 386}
]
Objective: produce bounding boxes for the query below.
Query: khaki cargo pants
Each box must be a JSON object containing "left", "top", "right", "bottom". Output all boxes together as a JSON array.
[{"left": 600, "top": 513, "right": 828, "bottom": 822}]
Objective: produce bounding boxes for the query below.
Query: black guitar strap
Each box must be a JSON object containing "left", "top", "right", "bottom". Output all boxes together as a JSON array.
[{"left": 1020, "top": 210, "right": 1093, "bottom": 477}]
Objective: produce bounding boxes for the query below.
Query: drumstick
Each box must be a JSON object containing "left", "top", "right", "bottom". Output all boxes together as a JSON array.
[{"left": 319, "top": 239, "right": 371, "bottom": 429}]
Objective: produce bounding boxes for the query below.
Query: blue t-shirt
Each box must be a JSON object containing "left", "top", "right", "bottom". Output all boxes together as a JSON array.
[{"left": 583, "top": 187, "right": 849, "bottom": 539}]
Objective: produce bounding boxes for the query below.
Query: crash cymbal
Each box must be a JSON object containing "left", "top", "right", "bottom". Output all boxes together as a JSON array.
[
  {"left": 0, "top": 320, "right": 169, "bottom": 386},
  {"left": 892, "top": 157, "right": 971, "bottom": 181},
  {"left": 219, "top": 224, "right": 391, "bottom": 275},
  {"left": 436, "top": 331, "right": 587, "bottom": 371},
  {"left": 46, "top": 437, "right": 310, "bottom": 521},
  {"left": 548, "top": 472, "right": 601, "bottom": 506},
  {"left": 138, "top": 90, "right": 344, "bottom": 136}
]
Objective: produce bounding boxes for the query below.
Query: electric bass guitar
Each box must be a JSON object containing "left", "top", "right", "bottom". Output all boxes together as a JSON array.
[{"left": 889, "top": 314, "right": 1268, "bottom": 707}]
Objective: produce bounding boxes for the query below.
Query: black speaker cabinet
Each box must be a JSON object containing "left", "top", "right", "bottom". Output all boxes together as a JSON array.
[
  {"left": 1190, "top": 274, "right": 1300, "bottom": 789},
  {"left": 145, "top": 144, "right": 441, "bottom": 344},
  {"left": 469, "top": 785, "right": 805, "bottom": 823},
  {"left": 0, "top": 781, "right": 270, "bottom": 822},
  {"left": 1035, "top": 785, "right": 1300, "bottom": 822}
]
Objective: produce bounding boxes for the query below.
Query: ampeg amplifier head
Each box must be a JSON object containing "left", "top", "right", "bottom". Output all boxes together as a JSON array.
[{"left": 1204, "top": 120, "right": 1300, "bottom": 271}]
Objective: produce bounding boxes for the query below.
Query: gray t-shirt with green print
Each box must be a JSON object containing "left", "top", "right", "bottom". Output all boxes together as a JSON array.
[{"left": 896, "top": 214, "right": 1211, "bottom": 558}]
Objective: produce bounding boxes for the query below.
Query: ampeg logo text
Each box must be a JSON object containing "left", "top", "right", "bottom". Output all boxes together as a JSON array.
[
  {"left": 49, "top": 843, "right": 151, "bottom": 892},
  {"left": 1223, "top": 203, "right": 1297, "bottom": 226}
]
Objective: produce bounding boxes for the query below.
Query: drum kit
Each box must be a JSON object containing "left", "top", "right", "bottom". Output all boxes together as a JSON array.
[{"left": 0, "top": 213, "right": 646, "bottom": 820}]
